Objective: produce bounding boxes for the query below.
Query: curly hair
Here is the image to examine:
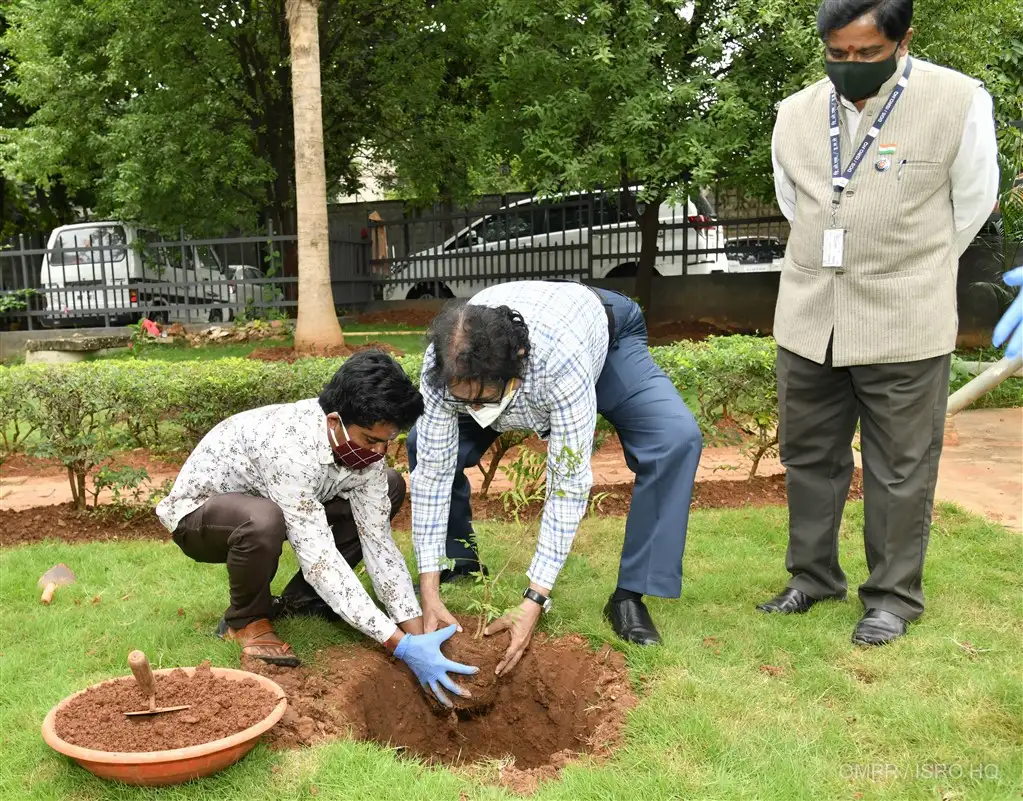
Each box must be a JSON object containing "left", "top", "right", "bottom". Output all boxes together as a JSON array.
[
  {"left": 318, "top": 350, "right": 424, "bottom": 429},
  {"left": 424, "top": 299, "right": 531, "bottom": 391}
]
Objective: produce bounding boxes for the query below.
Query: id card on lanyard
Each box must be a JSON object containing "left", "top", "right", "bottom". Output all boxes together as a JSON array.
[{"left": 825, "top": 57, "right": 913, "bottom": 268}]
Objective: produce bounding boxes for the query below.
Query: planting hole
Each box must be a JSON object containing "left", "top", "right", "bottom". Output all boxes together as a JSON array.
[{"left": 247, "top": 619, "right": 635, "bottom": 784}]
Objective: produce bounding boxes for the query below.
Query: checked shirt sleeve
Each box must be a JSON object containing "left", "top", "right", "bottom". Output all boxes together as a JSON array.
[
  {"left": 410, "top": 347, "right": 460, "bottom": 575},
  {"left": 529, "top": 351, "right": 598, "bottom": 590}
]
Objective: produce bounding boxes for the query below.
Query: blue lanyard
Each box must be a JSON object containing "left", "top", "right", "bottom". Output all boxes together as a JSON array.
[{"left": 830, "top": 56, "right": 913, "bottom": 216}]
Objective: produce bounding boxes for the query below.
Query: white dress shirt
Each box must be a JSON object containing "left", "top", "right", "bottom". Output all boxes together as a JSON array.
[
  {"left": 410, "top": 281, "right": 609, "bottom": 590},
  {"left": 772, "top": 83, "right": 998, "bottom": 255},
  {"left": 157, "top": 398, "right": 421, "bottom": 644}
]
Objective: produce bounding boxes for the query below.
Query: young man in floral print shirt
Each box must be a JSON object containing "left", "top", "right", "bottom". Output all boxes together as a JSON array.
[{"left": 157, "top": 351, "right": 477, "bottom": 707}]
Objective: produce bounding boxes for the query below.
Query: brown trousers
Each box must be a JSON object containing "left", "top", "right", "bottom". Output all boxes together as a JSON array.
[{"left": 173, "top": 469, "right": 406, "bottom": 629}]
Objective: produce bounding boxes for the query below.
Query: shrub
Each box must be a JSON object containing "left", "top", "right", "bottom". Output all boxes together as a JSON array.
[
  {"left": 99, "top": 360, "right": 173, "bottom": 449},
  {"left": 949, "top": 356, "right": 1023, "bottom": 410},
  {"left": 166, "top": 359, "right": 297, "bottom": 447},
  {"left": 652, "top": 337, "right": 779, "bottom": 478},
  {"left": 90, "top": 465, "right": 172, "bottom": 520},
  {"left": 287, "top": 357, "right": 344, "bottom": 400},
  {"left": 0, "top": 366, "right": 35, "bottom": 465},
  {"left": 18, "top": 364, "right": 115, "bottom": 509},
  {"left": 395, "top": 352, "right": 424, "bottom": 388}
]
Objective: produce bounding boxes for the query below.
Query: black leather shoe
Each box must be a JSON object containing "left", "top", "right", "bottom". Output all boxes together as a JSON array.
[
  {"left": 439, "top": 562, "right": 489, "bottom": 585},
  {"left": 270, "top": 594, "right": 340, "bottom": 622},
  {"left": 756, "top": 587, "right": 829, "bottom": 614},
  {"left": 603, "top": 596, "right": 662, "bottom": 646},
  {"left": 852, "top": 609, "right": 908, "bottom": 646}
]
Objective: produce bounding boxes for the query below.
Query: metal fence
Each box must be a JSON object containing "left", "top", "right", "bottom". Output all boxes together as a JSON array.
[
  {"left": 365, "top": 189, "right": 788, "bottom": 301},
  {"left": 0, "top": 225, "right": 372, "bottom": 331},
  {"left": 0, "top": 192, "right": 788, "bottom": 330}
]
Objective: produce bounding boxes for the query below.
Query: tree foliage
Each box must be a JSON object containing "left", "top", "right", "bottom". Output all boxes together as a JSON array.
[
  {"left": 1, "top": 0, "right": 416, "bottom": 235},
  {"left": 393, "top": 0, "right": 1017, "bottom": 306},
  {"left": 0, "top": 7, "right": 86, "bottom": 240}
]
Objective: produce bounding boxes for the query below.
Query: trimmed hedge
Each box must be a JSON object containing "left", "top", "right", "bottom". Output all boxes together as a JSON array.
[
  {"left": 3, "top": 338, "right": 1017, "bottom": 502},
  {"left": 0, "top": 341, "right": 775, "bottom": 479}
]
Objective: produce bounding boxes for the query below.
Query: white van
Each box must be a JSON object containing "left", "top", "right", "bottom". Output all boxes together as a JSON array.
[
  {"left": 39, "top": 222, "right": 237, "bottom": 326},
  {"left": 384, "top": 190, "right": 730, "bottom": 300}
]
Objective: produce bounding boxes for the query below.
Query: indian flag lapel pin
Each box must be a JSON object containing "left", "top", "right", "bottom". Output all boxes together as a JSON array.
[{"left": 875, "top": 144, "right": 896, "bottom": 172}]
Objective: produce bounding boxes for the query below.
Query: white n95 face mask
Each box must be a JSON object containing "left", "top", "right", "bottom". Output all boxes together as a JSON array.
[{"left": 466, "top": 385, "right": 517, "bottom": 429}]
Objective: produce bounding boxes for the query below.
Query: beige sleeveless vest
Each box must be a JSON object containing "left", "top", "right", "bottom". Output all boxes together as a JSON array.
[{"left": 773, "top": 56, "right": 980, "bottom": 366}]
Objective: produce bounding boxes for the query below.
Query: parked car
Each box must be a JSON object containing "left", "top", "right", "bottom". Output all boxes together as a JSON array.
[
  {"left": 384, "top": 189, "right": 730, "bottom": 300},
  {"left": 223, "top": 264, "right": 269, "bottom": 313},
  {"left": 724, "top": 235, "right": 786, "bottom": 273},
  {"left": 39, "top": 222, "right": 236, "bottom": 326}
]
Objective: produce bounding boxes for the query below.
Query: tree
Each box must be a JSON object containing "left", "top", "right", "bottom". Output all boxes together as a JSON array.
[
  {"left": 287, "top": 0, "right": 344, "bottom": 352},
  {"left": 0, "top": 6, "right": 86, "bottom": 242},
  {"left": 420, "top": 0, "right": 1016, "bottom": 309},
  {"left": 1, "top": 0, "right": 418, "bottom": 236}
]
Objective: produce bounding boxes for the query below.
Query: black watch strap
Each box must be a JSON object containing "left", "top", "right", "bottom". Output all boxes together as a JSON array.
[{"left": 522, "top": 587, "right": 551, "bottom": 612}]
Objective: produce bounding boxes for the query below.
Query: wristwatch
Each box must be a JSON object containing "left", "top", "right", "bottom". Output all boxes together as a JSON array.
[{"left": 522, "top": 587, "right": 552, "bottom": 614}]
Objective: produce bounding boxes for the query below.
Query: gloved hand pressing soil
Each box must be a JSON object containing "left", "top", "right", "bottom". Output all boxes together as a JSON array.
[{"left": 394, "top": 624, "right": 479, "bottom": 707}]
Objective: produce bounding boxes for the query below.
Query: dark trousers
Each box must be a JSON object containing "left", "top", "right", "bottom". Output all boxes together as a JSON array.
[
  {"left": 407, "top": 289, "right": 703, "bottom": 598},
  {"left": 172, "top": 469, "right": 407, "bottom": 629},
  {"left": 777, "top": 342, "right": 951, "bottom": 621}
]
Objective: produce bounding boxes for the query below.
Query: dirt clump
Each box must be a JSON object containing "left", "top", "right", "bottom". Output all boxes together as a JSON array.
[
  {"left": 54, "top": 661, "right": 278, "bottom": 752},
  {"left": 242, "top": 625, "right": 634, "bottom": 784},
  {"left": 435, "top": 621, "right": 506, "bottom": 713}
]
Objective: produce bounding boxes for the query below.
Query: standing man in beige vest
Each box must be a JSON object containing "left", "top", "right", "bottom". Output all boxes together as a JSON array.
[{"left": 757, "top": 0, "right": 998, "bottom": 644}]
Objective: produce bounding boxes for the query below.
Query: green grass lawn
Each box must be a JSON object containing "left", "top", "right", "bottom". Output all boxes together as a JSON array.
[{"left": 1, "top": 503, "right": 1020, "bottom": 800}]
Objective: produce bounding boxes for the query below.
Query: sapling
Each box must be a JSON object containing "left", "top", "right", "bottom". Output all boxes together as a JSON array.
[{"left": 460, "top": 543, "right": 515, "bottom": 640}]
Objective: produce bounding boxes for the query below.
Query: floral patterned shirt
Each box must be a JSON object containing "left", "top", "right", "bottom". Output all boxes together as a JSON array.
[{"left": 156, "top": 398, "right": 421, "bottom": 643}]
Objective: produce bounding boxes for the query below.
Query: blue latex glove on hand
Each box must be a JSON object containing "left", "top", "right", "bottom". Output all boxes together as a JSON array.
[
  {"left": 993, "top": 267, "right": 1023, "bottom": 359},
  {"left": 393, "top": 624, "right": 478, "bottom": 707}
]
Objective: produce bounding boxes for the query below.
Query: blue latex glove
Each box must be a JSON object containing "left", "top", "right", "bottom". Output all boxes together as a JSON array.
[
  {"left": 993, "top": 267, "right": 1023, "bottom": 360},
  {"left": 393, "top": 624, "right": 479, "bottom": 707}
]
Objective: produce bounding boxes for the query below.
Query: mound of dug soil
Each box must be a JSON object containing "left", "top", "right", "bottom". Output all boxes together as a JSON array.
[
  {"left": 55, "top": 661, "right": 278, "bottom": 752},
  {"left": 243, "top": 621, "right": 634, "bottom": 790},
  {"left": 0, "top": 503, "right": 170, "bottom": 548},
  {"left": 357, "top": 308, "right": 438, "bottom": 328},
  {"left": 646, "top": 319, "right": 738, "bottom": 343},
  {"left": 247, "top": 340, "right": 404, "bottom": 363}
]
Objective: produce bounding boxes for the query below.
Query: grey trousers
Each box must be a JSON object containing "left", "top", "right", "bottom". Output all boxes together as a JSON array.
[{"left": 776, "top": 342, "right": 951, "bottom": 621}]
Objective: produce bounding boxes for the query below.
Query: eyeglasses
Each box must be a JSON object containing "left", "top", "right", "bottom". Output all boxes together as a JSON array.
[{"left": 442, "top": 381, "right": 509, "bottom": 408}]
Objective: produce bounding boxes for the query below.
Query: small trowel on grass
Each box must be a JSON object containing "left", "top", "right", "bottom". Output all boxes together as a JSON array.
[
  {"left": 124, "top": 650, "right": 192, "bottom": 717},
  {"left": 38, "top": 563, "right": 76, "bottom": 605}
]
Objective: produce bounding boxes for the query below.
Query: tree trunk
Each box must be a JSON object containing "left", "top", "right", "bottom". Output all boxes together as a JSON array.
[
  {"left": 478, "top": 439, "right": 511, "bottom": 498},
  {"left": 634, "top": 201, "right": 662, "bottom": 312},
  {"left": 286, "top": 0, "right": 344, "bottom": 353},
  {"left": 67, "top": 466, "right": 79, "bottom": 510}
]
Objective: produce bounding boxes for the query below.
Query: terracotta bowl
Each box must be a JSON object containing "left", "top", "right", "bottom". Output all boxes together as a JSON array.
[{"left": 41, "top": 666, "right": 287, "bottom": 787}]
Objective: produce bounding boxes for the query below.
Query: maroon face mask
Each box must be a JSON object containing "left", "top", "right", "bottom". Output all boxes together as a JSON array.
[{"left": 328, "top": 415, "right": 385, "bottom": 470}]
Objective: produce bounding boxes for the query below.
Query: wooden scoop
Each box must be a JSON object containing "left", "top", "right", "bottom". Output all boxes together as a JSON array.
[
  {"left": 38, "top": 563, "right": 76, "bottom": 605},
  {"left": 124, "top": 650, "right": 192, "bottom": 717}
]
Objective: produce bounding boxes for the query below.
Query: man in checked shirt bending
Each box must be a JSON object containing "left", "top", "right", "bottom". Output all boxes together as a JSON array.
[
  {"left": 157, "top": 352, "right": 477, "bottom": 707},
  {"left": 408, "top": 281, "right": 703, "bottom": 673}
]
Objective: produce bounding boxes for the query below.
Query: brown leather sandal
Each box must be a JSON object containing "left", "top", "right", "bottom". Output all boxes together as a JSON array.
[{"left": 218, "top": 618, "right": 301, "bottom": 667}]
